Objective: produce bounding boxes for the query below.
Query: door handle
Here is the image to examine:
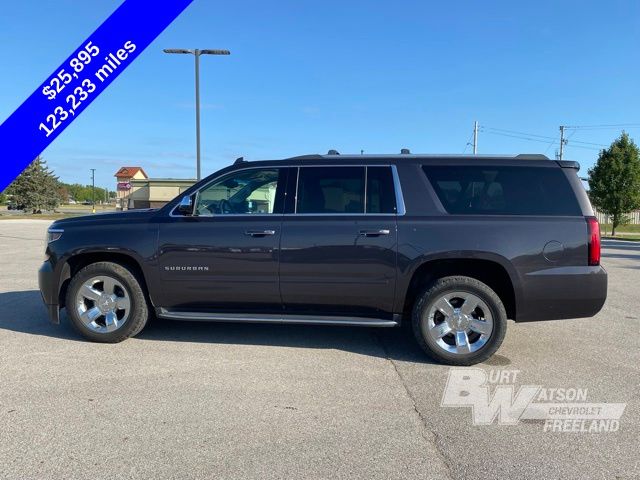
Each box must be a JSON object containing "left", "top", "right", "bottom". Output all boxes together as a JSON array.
[
  {"left": 359, "top": 229, "right": 391, "bottom": 237},
  {"left": 244, "top": 229, "right": 276, "bottom": 237}
]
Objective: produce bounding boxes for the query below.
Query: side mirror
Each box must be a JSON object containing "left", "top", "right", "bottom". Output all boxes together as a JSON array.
[{"left": 176, "top": 195, "right": 194, "bottom": 215}]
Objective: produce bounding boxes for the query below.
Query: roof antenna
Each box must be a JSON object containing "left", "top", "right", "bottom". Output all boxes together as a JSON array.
[
  {"left": 234, "top": 157, "right": 245, "bottom": 164},
  {"left": 327, "top": 149, "right": 340, "bottom": 155},
  {"left": 400, "top": 148, "right": 411, "bottom": 154}
]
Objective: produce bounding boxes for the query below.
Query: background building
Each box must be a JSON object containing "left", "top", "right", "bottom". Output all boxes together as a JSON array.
[
  {"left": 114, "top": 167, "right": 148, "bottom": 208},
  {"left": 125, "top": 178, "right": 196, "bottom": 209}
]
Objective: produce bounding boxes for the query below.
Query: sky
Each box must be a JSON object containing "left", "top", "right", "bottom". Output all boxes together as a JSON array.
[{"left": 1, "top": 0, "right": 639, "bottom": 189}]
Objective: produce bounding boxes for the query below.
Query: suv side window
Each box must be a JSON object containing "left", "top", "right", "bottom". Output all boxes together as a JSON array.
[
  {"left": 366, "top": 166, "right": 397, "bottom": 214},
  {"left": 423, "top": 165, "right": 582, "bottom": 216},
  {"left": 297, "top": 167, "right": 365, "bottom": 214},
  {"left": 295, "top": 166, "right": 398, "bottom": 214},
  {"left": 195, "top": 168, "right": 282, "bottom": 215}
]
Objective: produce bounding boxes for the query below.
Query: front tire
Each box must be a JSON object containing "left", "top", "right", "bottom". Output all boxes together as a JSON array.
[
  {"left": 412, "top": 276, "right": 507, "bottom": 365},
  {"left": 65, "top": 261, "right": 150, "bottom": 343}
]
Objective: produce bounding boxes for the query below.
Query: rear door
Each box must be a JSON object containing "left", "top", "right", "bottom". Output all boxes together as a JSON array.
[{"left": 279, "top": 165, "right": 399, "bottom": 316}]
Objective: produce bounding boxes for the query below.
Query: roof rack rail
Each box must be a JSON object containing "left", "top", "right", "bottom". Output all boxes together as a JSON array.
[
  {"left": 514, "top": 154, "right": 550, "bottom": 160},
  {"left": 287, "top": 154, "right": 324, "bottom": 160}
]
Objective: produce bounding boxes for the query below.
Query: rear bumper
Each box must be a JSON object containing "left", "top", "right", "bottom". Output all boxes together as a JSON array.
[
  {"left": 515, "top": 265, "right": 607, "bottom": 322},
  {"left": 38, "top": 260, "right": 60, "bottom": 324}
]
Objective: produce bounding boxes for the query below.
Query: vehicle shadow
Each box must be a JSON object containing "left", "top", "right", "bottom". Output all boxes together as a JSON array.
[
  {"left": 0, "top": 290, "right": 434, "bottom": 364},
  {"left": 0, "top": 290, "right": 81, "bottom": 341}
]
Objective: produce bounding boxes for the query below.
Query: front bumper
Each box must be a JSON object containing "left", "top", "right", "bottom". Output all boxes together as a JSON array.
[
  {"left": 38, "top": 260, "right": 60, "bottom": 324},
  {"left": 515, "top": 265, "right": 608, "bottom": 322}
]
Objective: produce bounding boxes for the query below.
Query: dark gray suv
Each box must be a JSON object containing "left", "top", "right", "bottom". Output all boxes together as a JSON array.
[{"left": 39, "top": 153, "right": 606, "bottom": 365}]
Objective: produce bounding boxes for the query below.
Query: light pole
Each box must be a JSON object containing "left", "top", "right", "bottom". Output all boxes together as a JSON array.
[
  {"left": 163, "top": 48, "right": 230, "bottom": 180},
  {"left": 90, "top": 168, "right": 96, "bottom": 214}
]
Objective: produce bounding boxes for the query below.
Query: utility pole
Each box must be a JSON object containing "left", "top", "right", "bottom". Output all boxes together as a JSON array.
[
  {"left": 559, "top": 125, "right": 566, "bottom": 160},
  {"left": 90, "top": 169, "right": 96, "bottom": 214},
  {"left": 472, "top": 121, "right": 479, "bottom": 155}
]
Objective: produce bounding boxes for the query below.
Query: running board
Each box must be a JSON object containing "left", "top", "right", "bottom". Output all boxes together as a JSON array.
[{"left": 157, "top": 308, "right": 399, "bottom": 327}]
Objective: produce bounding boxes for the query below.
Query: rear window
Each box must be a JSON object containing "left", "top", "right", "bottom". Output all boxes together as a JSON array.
[{"left": 422, "top": 165, "right": 581, "bottom": 216}]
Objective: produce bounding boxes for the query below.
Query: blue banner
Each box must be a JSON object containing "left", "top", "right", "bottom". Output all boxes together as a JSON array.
[{"left": 0, "top": 0, "right": 194, "bottom": 190}]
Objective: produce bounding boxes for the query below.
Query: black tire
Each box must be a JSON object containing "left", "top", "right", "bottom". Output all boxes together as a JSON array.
[
  {"left": 412, "top": 276, "right": 507, "bottom": 366},
  {"left": 65, "top": 261, "right": 150, "bottom": 343}
]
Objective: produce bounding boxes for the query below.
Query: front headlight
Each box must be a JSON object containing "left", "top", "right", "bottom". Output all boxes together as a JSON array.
[
  {"left": 44, "top": 227, "right": 63, "bottom": 260},
  {"left": 47, "top": 227, "right": 63, "bottom": 243}
]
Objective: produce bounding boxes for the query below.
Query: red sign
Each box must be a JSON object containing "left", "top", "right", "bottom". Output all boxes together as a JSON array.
[{"left": 117, "top": 182, "right": 131, "bottom": 191}]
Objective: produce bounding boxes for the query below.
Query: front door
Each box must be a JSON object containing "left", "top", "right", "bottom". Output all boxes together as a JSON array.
[
  {"left": 279, "top": 165, "right": 398, "bottom": 317},
  {"left": 157, "top": 167, "right": 288, "bottom": 312}
]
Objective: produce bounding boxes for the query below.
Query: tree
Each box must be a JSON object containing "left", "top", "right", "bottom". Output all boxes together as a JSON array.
[
  {"left": 588, "top": 132, "right": 640, "bottom": 236},
  {"left": 5, "top": 157, "right": 61, "bottom": 213},
  {"left": 58, "top": 184, "right": 70, "bottom": 204},
  {"left": 60, "top": 183, "right": 107, "bottom": 203}
]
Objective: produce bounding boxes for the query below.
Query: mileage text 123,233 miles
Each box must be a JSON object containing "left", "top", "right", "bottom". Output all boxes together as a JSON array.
[{"left": 38, "top": 40, "right": 137, "bottom": 138}]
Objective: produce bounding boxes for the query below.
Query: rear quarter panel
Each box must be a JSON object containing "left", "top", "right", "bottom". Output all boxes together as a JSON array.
[
  {"left": 394, "top": 161, "right": 606, "bottom": 321},
  {"left": 396, "top": 216, "right": 594, "bottom": 320}
]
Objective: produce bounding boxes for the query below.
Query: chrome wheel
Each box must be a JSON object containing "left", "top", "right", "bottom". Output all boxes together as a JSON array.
[
  {"left": 425, "top": 291, "right": 493, "bottom": 355},
  {"left": 75, "top": 276, "right": 131, "bottom": 333}
]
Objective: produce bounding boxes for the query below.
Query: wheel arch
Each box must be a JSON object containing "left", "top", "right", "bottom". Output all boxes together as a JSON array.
[
  {"left": 401, "top": 255, "right": 519, "bottom": 321},
  {"left": 58, "top": 251, "right": 154, "bottom": 308}
]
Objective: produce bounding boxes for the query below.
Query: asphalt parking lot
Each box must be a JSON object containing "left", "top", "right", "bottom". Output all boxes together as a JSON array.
[{"left": 0, "top": 220, "right": 638, "bottom": 480}]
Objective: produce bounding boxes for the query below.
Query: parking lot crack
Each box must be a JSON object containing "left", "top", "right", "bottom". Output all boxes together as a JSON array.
[{"left": 374, "top": 333, "right": 455, "bottom": 480}]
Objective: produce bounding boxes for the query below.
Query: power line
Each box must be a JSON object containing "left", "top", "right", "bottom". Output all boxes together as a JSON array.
[
  {"left": 483, "top": 130, "right": 601, "bottom": 151},
  {"left": 484, "top": 127, "right": 556, "bottom": 141},
  {"left": 462, "top": 131, "right": 474, "bottom": 154},
  {"left": 543, "top": 133, "right": 557, "bottom": 155},
  {"left": 483, "top": 126, "right": 606, "bottom": 147},
  {"left": 483, "top": 131, "right": 556, "bottom": 144},
  {"left": 563, "top": 123, "right": 640, "bottom": 130}
]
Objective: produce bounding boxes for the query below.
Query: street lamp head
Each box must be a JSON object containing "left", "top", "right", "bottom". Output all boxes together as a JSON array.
[
  {"left": 163, "top": 48, "right": 194, "bottom": 54},
  {"left": 163, "top": 48, "right": 230, "bottom": 56},
  {"left": 200, "top": 49, "right": 231, "bottom": 55}
]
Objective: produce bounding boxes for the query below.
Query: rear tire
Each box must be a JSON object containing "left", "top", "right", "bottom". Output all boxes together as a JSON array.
[
  {"left": 412, "top": 276, "right": 507, "bottom": 365},
  {"left": 65, "top": 261, "right": 150, "bottom": 343}
]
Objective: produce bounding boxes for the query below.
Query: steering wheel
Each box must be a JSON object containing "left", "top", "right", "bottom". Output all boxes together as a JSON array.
[{"left": 218, "top": 199, "right": 234, "bottom": 214}]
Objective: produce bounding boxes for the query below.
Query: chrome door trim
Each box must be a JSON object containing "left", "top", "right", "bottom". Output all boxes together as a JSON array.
[{"left": 391, "top": 164, "right": 406, "bottom": 215}]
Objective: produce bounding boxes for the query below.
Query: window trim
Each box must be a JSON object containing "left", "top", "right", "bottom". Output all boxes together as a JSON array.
[
  {"left": 291, "top": 164, "right": 404, "bottom": 216},
  {"left": 170, "top": 166, "right": 286, "bottom": 218},
  {"left": 170, "top": 164, "right": 406, "bottom": 217}
]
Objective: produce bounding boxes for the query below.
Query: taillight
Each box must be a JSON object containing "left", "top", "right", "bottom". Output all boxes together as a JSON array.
[{"left": 586, "top": 217, "right": 600, "bottom": 266}]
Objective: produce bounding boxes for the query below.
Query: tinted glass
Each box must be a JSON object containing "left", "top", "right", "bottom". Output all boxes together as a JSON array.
[
  {"left": 297, "top": 167, "right": 365, "bottom": 214},
  {"left": 366, "top": 166, "right": 397, "bottom": 214},
  {"left": 195, "top": 168, "right": 281, "bottom": 215},
  {"left": 422, "top": 165, "right": 581, "bottom": 216}
]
